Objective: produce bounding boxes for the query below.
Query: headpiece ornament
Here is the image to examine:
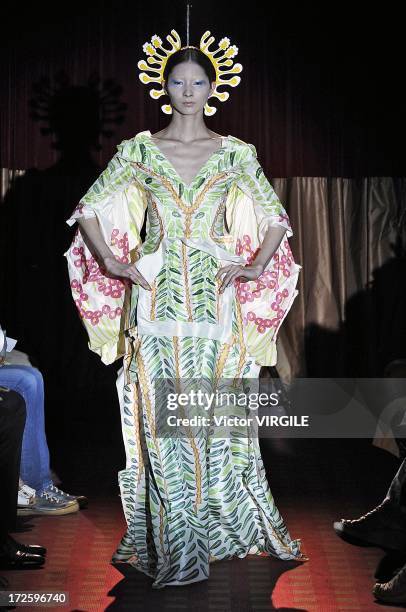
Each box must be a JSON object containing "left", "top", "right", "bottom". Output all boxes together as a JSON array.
[{"left": 137, "top": 29, "right": 243, "bottom": 116}]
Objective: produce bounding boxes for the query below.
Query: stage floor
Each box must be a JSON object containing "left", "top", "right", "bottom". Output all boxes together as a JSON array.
[{"left": 4, "top": 438, "right": 404, "bottom": 611}]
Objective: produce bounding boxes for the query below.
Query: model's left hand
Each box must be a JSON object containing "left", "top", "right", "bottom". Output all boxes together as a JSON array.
[{"left": 215, "top": 262, "right": 264, "bottom": 293}]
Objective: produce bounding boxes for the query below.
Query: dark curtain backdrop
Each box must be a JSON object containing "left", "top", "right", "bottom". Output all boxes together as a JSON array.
[
  {"left": 1, "top": 0, "right": 405, "bottom": 175},
  {"left": 274, "top": 177, "right": 406, "bottom": 380},
  {"left": 1, "top": 0, "right": 405, "bottom": 392}
]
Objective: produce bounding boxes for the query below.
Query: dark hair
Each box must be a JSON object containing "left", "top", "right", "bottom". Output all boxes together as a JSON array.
[{"left": 163, "top": 48, "right": 216, "bottom": 85}]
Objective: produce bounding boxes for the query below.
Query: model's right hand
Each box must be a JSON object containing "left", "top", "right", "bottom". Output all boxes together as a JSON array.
[{"left": 102, "top": 257, "right": 152, "bottom": 290}]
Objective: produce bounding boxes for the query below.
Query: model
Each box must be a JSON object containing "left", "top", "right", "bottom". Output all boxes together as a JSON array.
[{"left": 65, "top": 28, "right": 305, "bottom": 588}]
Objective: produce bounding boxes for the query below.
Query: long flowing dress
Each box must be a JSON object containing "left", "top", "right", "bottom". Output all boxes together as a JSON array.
[{"left": 65, "top": 130, "right": 304, "bottom": 588}]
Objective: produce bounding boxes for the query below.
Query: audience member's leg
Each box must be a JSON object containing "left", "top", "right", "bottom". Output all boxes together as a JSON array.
[
  {"left": 0, "top": 387, "right": 46, "bottom": 567},
  {"left": 334, "top": 458, "right": 406, "bottom": 552},
  {"left": 20, "top": 366, "right": 52, "bottom": 492},
  {"left": 0, "top": 365, "right": 86, "bottom": 514},
  {"left": 0, "top": 388, "right": 26, "bottom": 540},
  {"left": 0, "top": 365, "right": 52, "bottom": 492},
  {"left": 385, "top": 458, "right": 406, "bottom": 513}
]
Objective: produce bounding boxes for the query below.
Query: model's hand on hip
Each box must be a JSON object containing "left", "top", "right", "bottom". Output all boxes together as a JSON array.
[
  {"left": 216, "top": 262, "right": 264, "bottom": 293},
  {"left": 102, "top": 257, "right": 152, "bottom": 290}
]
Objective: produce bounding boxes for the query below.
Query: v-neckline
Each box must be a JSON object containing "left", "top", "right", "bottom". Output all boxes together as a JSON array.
[{"left": 144, "top": 130, "right": 228, "bottom": 189}]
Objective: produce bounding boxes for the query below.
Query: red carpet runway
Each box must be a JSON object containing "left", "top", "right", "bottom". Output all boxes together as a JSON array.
[{"left": 4, "top": 439, "right": 404, "bottom": 611}]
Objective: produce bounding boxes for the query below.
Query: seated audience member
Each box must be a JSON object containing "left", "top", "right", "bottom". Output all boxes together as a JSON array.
[
  {"left": 334, "top": 359, "right": 406, "bottom": 604},
  {"left": 0, "top": 325, "right": 87, "bottom": 515},
  {"left": 0, "top": 372, "right": 46, "bottom": 567}
]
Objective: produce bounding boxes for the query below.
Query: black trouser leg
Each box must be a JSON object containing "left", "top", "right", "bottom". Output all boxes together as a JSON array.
[
  {"left": 0, "top": 388, "right": 26, "bottom": 546},
  {"left": 385, "top": 458, "right": 406, "bottom": 514}
]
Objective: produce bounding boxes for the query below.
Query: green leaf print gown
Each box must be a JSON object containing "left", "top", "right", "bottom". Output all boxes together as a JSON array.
[{"left": 65, "top": 130, "right": 304, "bottom": 588}]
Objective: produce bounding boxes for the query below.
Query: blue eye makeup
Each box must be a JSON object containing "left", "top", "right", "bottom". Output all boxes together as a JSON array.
[{"left": 169, "top": 79, "right": 206, "bottom": 86}]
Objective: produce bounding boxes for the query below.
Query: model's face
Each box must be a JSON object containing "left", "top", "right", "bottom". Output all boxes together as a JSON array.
[{"left": 164, "top": 61, "right": 215, "bottom": 115}]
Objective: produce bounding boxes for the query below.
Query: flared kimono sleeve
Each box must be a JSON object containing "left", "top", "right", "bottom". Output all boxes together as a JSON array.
[
  {"left": 226, "top": 143, "right": 302, "bottom": 367},
  {"left": 64, "top": 141, "right": 148, "bottom": 365}
]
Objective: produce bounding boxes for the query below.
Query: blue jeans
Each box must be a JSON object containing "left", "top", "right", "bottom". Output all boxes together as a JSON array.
[{"left": 0, "top": 365, "right": 52, "bottom": 493}]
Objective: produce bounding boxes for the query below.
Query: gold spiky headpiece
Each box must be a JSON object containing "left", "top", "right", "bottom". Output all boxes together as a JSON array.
[{"left": 137, "top": 29, "right": 243, "bottom": 116}]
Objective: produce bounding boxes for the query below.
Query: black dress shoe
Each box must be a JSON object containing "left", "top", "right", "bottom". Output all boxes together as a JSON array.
[
  {"left": 6, "top": 535, "right": 46, "bottom": 557},
  {"left": 333, "top": 500, "right": 406, "bottom": 552},
  {"left": 375, "top": 552, "right": 406, "bottom": 582},
  {"left": 75, "top": 495, "right": 88, "bottom": 509},
  {"left": 0, "top": 548, "right": 45, "bottom": 568},
  {"left": 0, "top": 575, "right": 9, "bottom": 588},
  {"left": 374, "top": 561, "right": 406, "bottom": 604},
  {"left": 0, "top": 536, "right": 46, "bottom": 568}
]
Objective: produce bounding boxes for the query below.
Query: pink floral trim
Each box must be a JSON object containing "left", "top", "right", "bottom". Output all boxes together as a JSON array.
[
  {"left": 272, "top": 238, "right": 295, "bottom": 278},
  {"left": 110, "top": 228, "right": 130, "bottom": 258},
  {"left": 69, "top": 226, "right": 130, "bottom": 327},
  {"left": 244, "top": 288, "right": 290, "bottom": 334},
  {"left": 236, "top": 232, "right": 295, "bottom": 334},
  {"left": 70, "top": 279, "right": 123, "bottom": 326},
  {"left": 235, "top": 234, "right": 294, "bottom": 304},
  {"left": 278, "top": 212, "right": 291, "bottom": 228},
  {"left": 71, "top": 202, "right": 85, "bottom": 217},
  {"left": 236, "top": 234, "right": 259, "bottom": 262}
]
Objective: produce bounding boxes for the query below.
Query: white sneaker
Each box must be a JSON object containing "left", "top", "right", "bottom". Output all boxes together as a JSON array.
[
  {"left": 18, "top": 482, "right": 36, "bottom": 506},
  {"left": 17, "top": 489, "right": 79, "bottom": 516}
]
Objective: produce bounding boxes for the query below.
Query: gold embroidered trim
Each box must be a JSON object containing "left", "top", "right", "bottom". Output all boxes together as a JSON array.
[
  {"left": 216, "top": 280, "right": 221, "bottom": 323},
  {"left": 213, "top": 338, "right": 234, "bottom": 388},
  {"left": 173, "top": 336, "right": 180, "bottom": 379},
  {"left": 209, "top": 190, "right": 234, "bottom": 247},
  {"left": 182, "top": 243, "right": 193, "bottom": 322},
  {"left": 133, "top": 380, "right": 144, "bottom": 485},
  {"left": 136, "top": 349, "right": 155, "bottom": 437},
  {"left": 136, "top": 348, "right": 169, "bottom": 502},
  {"left": 173, "top": 336, "right": 202, "bottom": 510},
  {"left": 159, "top": 505, "right": 165, "bottom": 558},
  {"left": 122, "top": 338, "right": 145, "bottom": 485},
  {"left": 149, "top": 281, "right": 157, "bottom": 321},
  {"left": 123, "top": 344, "right": 132, "bottom": 387},
  {"left": 148, "top": 194, "right": 165, "bottom": 244},
  {"left": 133, "top": 162, "right": 228, "bottom": 238},
  {"left": 233, "top": 299, "right": 247, "bottom": 385},
  {"left": 183, "top": 173, "right": 228, "bottom": 238},
  {"left": 133, "top": 162, "right": 184, "bottom": 206}
]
